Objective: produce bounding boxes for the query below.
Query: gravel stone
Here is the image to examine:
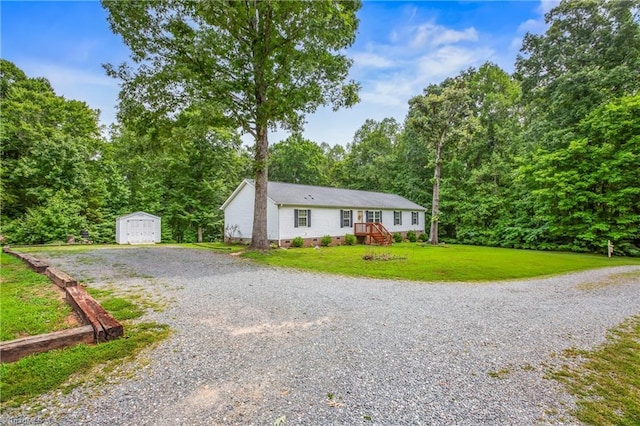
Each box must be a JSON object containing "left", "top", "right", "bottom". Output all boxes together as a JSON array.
[{"left": 2, "top": 246, "right": 639, "bottom": 425}]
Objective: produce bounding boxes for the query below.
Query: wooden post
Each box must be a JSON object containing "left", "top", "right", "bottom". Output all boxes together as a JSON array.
[{"left": 608, "top": 240, "right": 614, "bottom": 258}]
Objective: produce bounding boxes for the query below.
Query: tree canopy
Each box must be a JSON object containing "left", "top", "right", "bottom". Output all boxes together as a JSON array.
[
  {"left": 102, "top": 0, "right": 361, "bottom": 249},
  {"left": 3, "top": 0, "right": 639, "bottom": 255}
]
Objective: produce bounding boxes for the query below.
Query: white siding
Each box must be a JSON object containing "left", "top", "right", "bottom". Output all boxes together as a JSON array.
[
  {"left": 279, "top": 206, "right": 341, "bottom": 240},
  {"left": 279, "top": 207, "right": 424, "bottom": 241},
  {"left": 223, "top": 183, "right": 256, "bottom": 240},
  {"left": 267, "top": 201, "right": 279, "bottom": 240},
  {"left": 223, "top": 182, "right": 279, "bottom": 241},
  {"left": 383, "top": 210, "right": 425, "bottom": 233}
]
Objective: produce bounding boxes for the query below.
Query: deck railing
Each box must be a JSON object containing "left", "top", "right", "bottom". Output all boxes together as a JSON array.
[{"left": 353, "top": 222, "right": 393, "bottom": 245}]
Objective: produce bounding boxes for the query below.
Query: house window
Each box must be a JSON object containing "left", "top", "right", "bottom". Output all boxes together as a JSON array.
[
  {"left": 340, "top": 209, "right": 353, "bottom": 228},
  {"left": 411, "top": 211, "right": 419, "bottom": 225},
  {"left": 294, "top": 209, "right": 311, "bottom": 227},
  {"left": 366, "top": 210, "right": 382, "bottom": 223},
  {"left": 394, "top": 211, "right": 402, "bottom": 226}
]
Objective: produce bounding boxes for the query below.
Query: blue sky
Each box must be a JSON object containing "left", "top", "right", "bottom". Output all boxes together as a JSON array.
[{"left": 1, "top": 1, "right": 558, "bottom": 145}]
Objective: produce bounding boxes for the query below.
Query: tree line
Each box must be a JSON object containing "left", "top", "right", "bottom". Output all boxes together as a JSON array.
[{"left": 1, "top": 0, "right": 638, "bottom": 255}]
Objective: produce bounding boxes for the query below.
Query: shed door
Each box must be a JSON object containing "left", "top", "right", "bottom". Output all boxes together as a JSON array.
[{"left": 128, "top": 219, "right": 154, "bottom": 243}]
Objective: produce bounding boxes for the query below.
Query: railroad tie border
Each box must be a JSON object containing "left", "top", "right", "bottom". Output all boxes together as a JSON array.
[{"left": 1, "top": 247, "right": 123, "bottom": 363}]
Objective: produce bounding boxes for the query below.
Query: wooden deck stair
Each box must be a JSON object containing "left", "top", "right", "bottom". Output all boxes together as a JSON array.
[{"left": 354, "top": 222, "right": 393, "bottom": 245}]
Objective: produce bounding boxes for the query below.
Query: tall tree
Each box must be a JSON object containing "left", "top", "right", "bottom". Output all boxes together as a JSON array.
[
  {"left": 102, "top": 0, "right": 361, "bottom": 250},
  {"left": 0, "top": 60, "right": 110, "bottom": 243},
  {"left": 269, "top": 135, "right": 329, "bottom": 186},
  {"left": 320, "top": 142, "right": 348, "bottom": 187},
  {"left": 516, "top": 0, "right": 640, "bottom": 149},
  {"left": 453, "top": 63, "right": 523, "bottom": 245},
  {"left": 406, "top": 75, "right": 476, "bottom": 245},
  {"left": 521, "top": 95, "right": 640, "bottom": 255},
  {"left": 164, "top": 107, "right": 247, "bottom": 242},
  {"left": 345, "top": 118, "right": 401, "bottom": 192},
  {"left": 510, "top": 0, "right": 640, "bottom": 253}
]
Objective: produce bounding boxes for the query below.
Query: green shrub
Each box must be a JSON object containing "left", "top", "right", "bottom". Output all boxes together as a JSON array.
[
  {"left": 419, "top": 232, "right": 429, "bottom": 242},
  {"left": 393, "top": 232, "right": 403, "bottom": 243},
  {"left": 407, "top": 230, "right": 417, "bottom": 242},
  {"left": 8, "top": 191, "right": 87, "bottom": 244},
  {"left": 344, "top": 234, "right": 356, "bottom": 245},
  {"left": 291, "top": 236, "right": 304, "bottom": 248},
  {"left": 320, "top": 235, "right": 332, "bottom": 247}
]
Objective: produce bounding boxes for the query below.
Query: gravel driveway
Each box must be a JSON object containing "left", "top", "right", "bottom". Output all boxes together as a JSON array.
[{"left": 3, "top": 247, "right": 640, "bottom": 425}]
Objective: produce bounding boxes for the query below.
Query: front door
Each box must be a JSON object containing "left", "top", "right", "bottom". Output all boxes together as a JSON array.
[{"left": 357, "top": 210, "right": 363, "bottom": 223}]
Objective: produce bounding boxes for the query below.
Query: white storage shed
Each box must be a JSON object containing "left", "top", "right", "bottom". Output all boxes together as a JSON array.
[{"left": 115, "top": 212, "right": 161, "bottom": 244}]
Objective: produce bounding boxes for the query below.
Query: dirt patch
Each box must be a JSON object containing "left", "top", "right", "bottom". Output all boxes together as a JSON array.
[
  {"left": 229, "top": 316, "right": 331, "bottom": 336},
  {"left": 575, "top": 271, "right": 640, "bottom": 291},
  {"left": 200, "top": 315, "right": 331, "bottom": 337},
  {"left": 63, "top": 311, "right": 83, "bottom": 328}
]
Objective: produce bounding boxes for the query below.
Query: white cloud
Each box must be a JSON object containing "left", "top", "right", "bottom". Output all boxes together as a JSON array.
[
  {"left": 514, "top": 0, "right": 560, "bottom": 39},
  {"left": 271, "top": 12, "right": 499, "bottom": 146},
  {"left": 17, "top": 60, "right": 119, "bottom": 129},
  {"left": 268, "top": 100, "right": 409, "bottom": 147},
  {"left": 389, "top": 29, "right": 399, "bottom": 43},
  {"left": 538, "top": 0, "right": 561, "bottom": 15},
  {"left": 361, "top": 76, "right": 416, "bottom": 107},
  {"left": 510, "top": 0, "right": 560, "bottom": 57},
  {"left": 352, "top": 52, "right": 394, "bottom": 69},
  {"left": 411, "top": 22, "right": 478, "bottom": 48},
  {"left": 510, "top": 36, "right": 524, "bottom": 52},
  {"left": 517, "top": 18, "right": 546, "bottom": 34},
  {"left": 36, "top": 63, "right": 116, "bottom": 89},
  {"left": 418, "top": 45, "right": 493, "bottom": 80}
]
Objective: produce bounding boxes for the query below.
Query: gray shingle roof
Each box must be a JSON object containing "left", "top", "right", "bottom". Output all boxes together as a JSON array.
[{"left": 263, "top": 180, "right": 426, "bottom": 210}]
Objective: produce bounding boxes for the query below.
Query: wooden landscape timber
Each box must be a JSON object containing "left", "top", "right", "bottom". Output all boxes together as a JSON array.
[
  {"left": 45, "top": 266, "right": 78, "bottom": 288},
  {"left": 65, "top": 286, "right": 123, "bottom": 343},
  {"left": 5, "top": 249, "right": 50, "bottom": 273},
  {"left": 0, "top": 326, "right": 95, "bottom": 363},
  {"left": 1, "top": 247, "right": 124, "bottom": 362}
]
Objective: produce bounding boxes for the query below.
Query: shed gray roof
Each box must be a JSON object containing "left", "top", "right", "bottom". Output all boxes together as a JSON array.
[{"left": 260, "top": 180, "right": 425, "bottom": 210}]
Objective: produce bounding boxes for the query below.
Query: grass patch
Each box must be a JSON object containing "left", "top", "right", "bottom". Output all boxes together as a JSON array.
[
  {"left": 550, "top": 315, "right": 640, "bottom": 425},
  {"left": 13, "top": 244, "right": 124, "bottom": 254},
  {"left": 0, "top": 322, "right": 170, "bottom": 407},
  {"left": 181, "top": 242, "right": 247, "bottom": 253},
  {"left": 243, "top": 243, "right": 640, "bottom": 282},
  {"left": 487, "top": 368, "right": 511, "bottom": 379},
  {"left": 86, "top": 287, "right": 145, "bottom": 321},
  {"left": 0, "top": 253, "right": 75, "bottom": 340},
  {"left": 14, "top": 242, "right": 247, "bottom": 255},
  {"left": 0, "top": 267, "right": 170, "bottom": 408}
]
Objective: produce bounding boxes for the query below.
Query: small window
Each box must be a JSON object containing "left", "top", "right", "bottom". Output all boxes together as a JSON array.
[
  {"left": 366, "top": 210, "right": 382, "bottom": 223},
  {"left": 411, "top": 211, "right": 419, "bottom": 225},
  {"left": 294, "top": 209, "right": 311, "bottom": 227},
  {"left": 394, "top": 211, "right": 402, "bottom": 226},
  {"left": 340, "top": 209, "right": 353, "bottom": 228}
]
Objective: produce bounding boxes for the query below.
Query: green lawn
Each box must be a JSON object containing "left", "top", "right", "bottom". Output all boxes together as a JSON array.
[
  {"left": 243, "top": 243, "right": 640, "bottom": 282},
  {"left": 551, "top": 314, "right": 640, "bottom": 425},
  {"left": 0, "top": 254, "right": 170, "bottom": 408},
  {"left": 13, "top": 242, "right": 247, "bottom": 254},
  {"left": 0, "top": 253, "right": 75, "bottom": 340}
]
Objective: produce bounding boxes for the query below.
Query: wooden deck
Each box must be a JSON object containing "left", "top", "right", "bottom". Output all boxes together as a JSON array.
[{"left": 353, "top": 222, "right": 393, "bottom": 245}]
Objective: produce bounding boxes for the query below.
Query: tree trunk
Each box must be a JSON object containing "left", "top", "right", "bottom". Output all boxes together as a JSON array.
[
  {"left": 429, "top": 140, "right": 443, "bottom": 245},
  {"left": 250, "top": 125, "right": 270, "bottom": 250},
  {"left": 197, "top": 226, "right": 203, "bottom": 243}
]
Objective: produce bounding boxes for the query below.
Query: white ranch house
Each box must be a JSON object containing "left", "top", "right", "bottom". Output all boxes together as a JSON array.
[{"left": 221, "top": 179, "right": 426, "bottom": 247}]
